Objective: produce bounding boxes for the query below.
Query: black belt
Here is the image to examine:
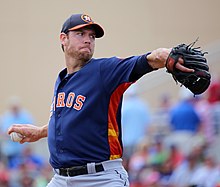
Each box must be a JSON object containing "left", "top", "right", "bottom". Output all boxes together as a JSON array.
[{"left": 57, "top": 163, "right": 104, "bottom": 177}]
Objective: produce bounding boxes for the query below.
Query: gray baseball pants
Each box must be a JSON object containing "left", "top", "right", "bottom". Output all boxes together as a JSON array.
[{"left": 47, "top": 159, "right": 129, "bottom": 187}]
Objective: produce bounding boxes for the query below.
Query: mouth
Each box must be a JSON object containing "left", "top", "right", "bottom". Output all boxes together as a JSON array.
[{"left": 80, "top": 46, "right": 91, "bottom": 51}]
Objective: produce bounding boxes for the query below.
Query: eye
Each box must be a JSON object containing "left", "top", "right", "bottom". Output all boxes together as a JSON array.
[
  {"left": 90, "top": 34, "right": 96, "bottom": 40},
  {"left": 76, "top": 31, "right": 83, "bottom": 36}
]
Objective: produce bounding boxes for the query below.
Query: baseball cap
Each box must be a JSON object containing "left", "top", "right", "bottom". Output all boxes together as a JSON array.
[{"left": 61, "top": 14, "right": 104, "bottom": 38}]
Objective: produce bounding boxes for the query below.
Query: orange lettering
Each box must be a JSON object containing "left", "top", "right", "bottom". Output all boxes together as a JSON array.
[
  {"left": 56, "top": 92, "right": 65, "bottom": 107},
  {"left": 74, "top": 95, "right": 86, "bottom": 110},
  {"left": 66, "top": 92, "right": 75, "bottom": 108}
]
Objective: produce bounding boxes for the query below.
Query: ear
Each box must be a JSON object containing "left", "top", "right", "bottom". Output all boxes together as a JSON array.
[{"left": 60, "top": 33, "right": 67, "bottom": 46}]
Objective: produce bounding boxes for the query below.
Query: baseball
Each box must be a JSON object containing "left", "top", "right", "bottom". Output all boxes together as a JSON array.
[{"left": 10, "top": 132, "right": 24, "bottom": 142}]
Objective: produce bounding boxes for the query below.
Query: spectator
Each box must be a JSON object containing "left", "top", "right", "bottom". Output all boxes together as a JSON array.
[
  {"left": 207, "top": 75, "right": 220, "bottom": 135},
  {"left": 169, "top": 88, "right": 201, "bottom": 133},
  {"left": 207, "top": 74, "right": 220, "bottom": 104},
  {"left": 165, "top": 88, "right": 202, "bottom": 155},
  {"left": 17, "top": 163, "right": 34, "bottom": 187},
  {"left": 19, "top": 146, "right": 45, "bottom": 170},
  {"left": 152, "top": 93, "right": 172, "bottom": 136},
  {"left": 148, "top": 138, "right": 169, "bottom": 167},
  {"left": 33, "top": 163, "right": 53, "bottom": 187},
  {"left": 191, "top": 153, "right": 220, "bottom": 187},
  {"left": 0, "top": 161, "right": 9, "bottom": 186},
  {"left": 167, "top": 144, "right": 184, "bottom": 171},
  {"left": 122, "top": 85, "right": 151, "bottom": 159},
  {"left": 137, "top": 166, "right": 160, "bottom": 187},
  {"left": 128, "top": 140, "right": 150, "bottom": 184},
  {"left": 8, "top": 146, "right": 50, "bottom": 187},
  {"left": 194, "top": 95, "right": 213, "bottom": 144},
  {"left": 158, "top": 158, "right": 173, "bottom": 187},
  {"left": 0, "top": 96, "right": 34, "bottom": 168},
  {"left": 168, "top": 151, "right": 201, "bottom": 187}
]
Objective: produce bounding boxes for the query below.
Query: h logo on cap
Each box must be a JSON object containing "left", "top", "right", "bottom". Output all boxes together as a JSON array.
[{"left": 81, "top": 14, "right": 93, "bottom": 23}]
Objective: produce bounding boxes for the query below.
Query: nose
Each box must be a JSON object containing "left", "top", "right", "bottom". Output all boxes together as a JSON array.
[{"left": 84, "top": 35, "right": 91, "bottom": 44}]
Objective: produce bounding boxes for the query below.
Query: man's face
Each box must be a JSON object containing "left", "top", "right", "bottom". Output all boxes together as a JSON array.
[{"left": 61, "top": 26, "right": 96, "bottom": 62}]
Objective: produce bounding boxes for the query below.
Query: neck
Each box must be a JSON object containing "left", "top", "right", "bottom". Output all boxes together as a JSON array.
[{"left": 65, "top": 55, "right": 89, "bottom": 74}]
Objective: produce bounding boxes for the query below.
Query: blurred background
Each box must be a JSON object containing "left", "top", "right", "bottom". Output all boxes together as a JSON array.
[{"left": 0, "top": 0, "right": 220, "bottom": 186}]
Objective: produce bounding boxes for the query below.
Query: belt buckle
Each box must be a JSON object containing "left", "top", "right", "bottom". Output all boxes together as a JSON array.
[{"left": 66, "top": 168, "right": 70, "bottom": 177}]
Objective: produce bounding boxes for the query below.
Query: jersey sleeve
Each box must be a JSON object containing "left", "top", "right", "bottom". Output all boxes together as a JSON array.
[{"left": 99, "top": 55, "right": 144, "bottom": 93}]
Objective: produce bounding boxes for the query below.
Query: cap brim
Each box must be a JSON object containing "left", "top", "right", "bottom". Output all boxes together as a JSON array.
[{"left": 68, "top": 23, "right": 104, "bottom": 38}]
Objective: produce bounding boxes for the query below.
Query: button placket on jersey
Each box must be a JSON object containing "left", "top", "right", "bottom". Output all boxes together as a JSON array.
[{"left": 55, "top": 77, "right": 69, "bottom": 154}]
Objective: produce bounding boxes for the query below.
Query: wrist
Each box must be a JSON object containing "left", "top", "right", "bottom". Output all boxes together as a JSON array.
[
  {"left": 146, "top": 53, "right": 158, "bottom": 70},
  {"left": 39, "top": 125, "right": 48, "bottom": 138}
]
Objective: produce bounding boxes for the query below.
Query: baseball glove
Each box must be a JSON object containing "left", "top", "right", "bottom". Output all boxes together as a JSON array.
[{"left": 166, "top": 40, "right": 211, "bottom": 95}]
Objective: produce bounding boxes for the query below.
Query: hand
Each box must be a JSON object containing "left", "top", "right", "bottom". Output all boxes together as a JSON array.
[
  {"left": 147, "top": 48, "right": 171, "bottom": 69},
  {"left": 7, "top": 124, "right": 48, "bottom": 144},
  {"left": 147, "top": 48, "right": 194, "bottom": 72}
]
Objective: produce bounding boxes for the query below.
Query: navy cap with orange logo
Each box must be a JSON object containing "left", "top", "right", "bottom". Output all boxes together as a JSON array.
[{"left": 61, "top": 14, "right": 104, "bottom": 38}]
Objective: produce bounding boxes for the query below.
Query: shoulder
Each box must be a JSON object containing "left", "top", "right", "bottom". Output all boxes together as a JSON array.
[{"left": 91, "top": 57, "right": 120, "bottom": 63}]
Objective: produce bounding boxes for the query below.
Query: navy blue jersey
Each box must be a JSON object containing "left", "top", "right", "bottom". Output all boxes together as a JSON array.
[{"left": 48, "top": 55, "right": 152, "bottom": 168}]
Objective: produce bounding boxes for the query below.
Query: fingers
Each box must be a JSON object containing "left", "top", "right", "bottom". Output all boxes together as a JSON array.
[
  {"left": 20, "top": 137, "right": 30, "bottom": 144},
  {"left": 7, "top": 125, "right": 22, "bottom": 135},
  {"left": 7, "top": 124, "right": 27, "bottom": 136},
  {"left": 178, "top": 57, "right": 184, "bottom": 65},
  {"left": 8, "top": 125, "right": 31, "bottom": 143},
  {"left": 175, "top": 57, "right": 194, "bottom": 72},
  {"left": 7, "top": 124, "right": 42, "bottom": 144}
]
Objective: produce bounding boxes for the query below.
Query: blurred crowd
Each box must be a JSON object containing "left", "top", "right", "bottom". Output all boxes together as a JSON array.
[
  {"left": 122, "top": 77, "right": 220, "bottom": 187},
  {"left": 0, "top": 96, "right": 53, "bottom": 187},
  {"left": 0, "top": 76, "right": 219, "bottom": 187}
]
